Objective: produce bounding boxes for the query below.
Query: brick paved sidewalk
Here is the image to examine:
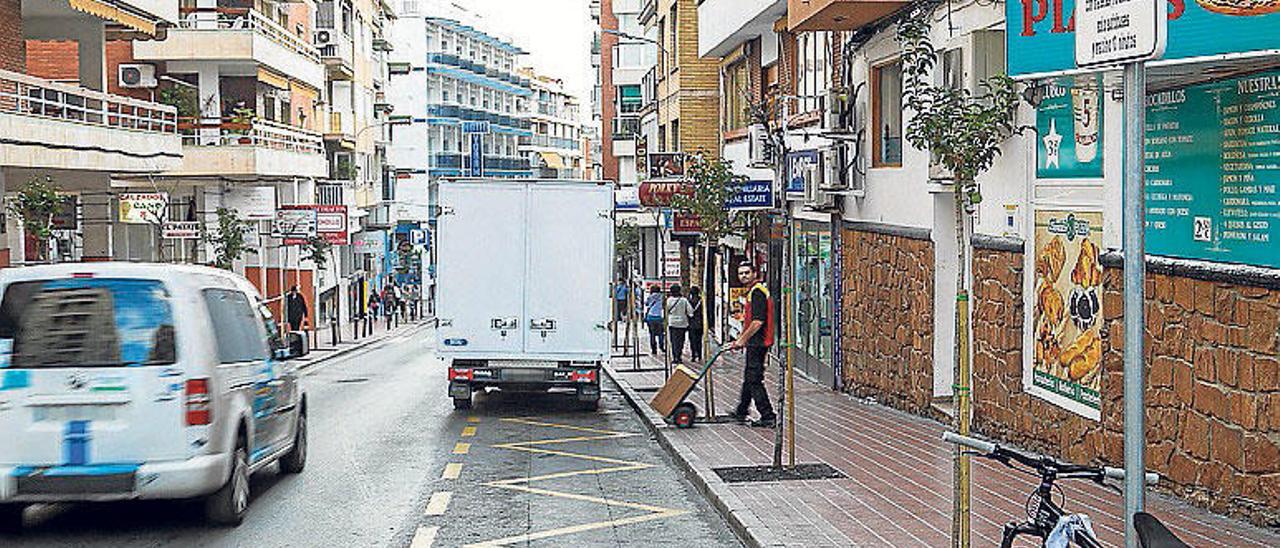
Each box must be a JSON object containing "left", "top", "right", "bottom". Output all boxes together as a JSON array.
[
  {"left": 296, "top": 317, "right": 432, "bottom": 370},
  {"left": 607, "top": 351, "right": 1280, "bottom": 547}
]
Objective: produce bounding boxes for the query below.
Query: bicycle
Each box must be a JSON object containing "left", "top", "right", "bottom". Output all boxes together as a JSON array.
[{"left": 944, "top": 432, "right": 1190, "bottom": 548}]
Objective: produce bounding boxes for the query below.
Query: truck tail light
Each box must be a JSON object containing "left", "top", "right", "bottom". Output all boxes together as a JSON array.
[
  {"left": 571, "top": 369, "right": 597, "bottom": 383},
  {"left": 449, "top": 367, "right": 474, "bottom": 381},
  {"left": 185, "top": 378, "right": 212, "bottom": 425}
]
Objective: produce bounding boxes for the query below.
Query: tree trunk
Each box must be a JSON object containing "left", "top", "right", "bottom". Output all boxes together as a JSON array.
[{"left": 951, "top": 184, "right": 972, "bottom": 548}]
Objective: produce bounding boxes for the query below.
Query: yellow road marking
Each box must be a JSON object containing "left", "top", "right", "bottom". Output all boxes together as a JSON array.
[
  {"left": 461, "top": 426, "right": 477, "bottom": 437},
  {"left": 409, "top": 526, "right": 439, "bottom": 548},
  {"left": 441, "top": 463, "right": 463, "bottom": 480},
  {"left": 468, "top": 418, "right": 689, "bottom": 546},
  {"left": 467, "top": 417, "right": 481, "bottom": 423},
  {"left": 424, "top": 492, "right": 452, "bottom": 516},
  {"left": 452, "top": 442, "right": 470, "bottom": 454}
]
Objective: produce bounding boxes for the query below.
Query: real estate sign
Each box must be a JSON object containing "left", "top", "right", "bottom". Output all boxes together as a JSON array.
[{"left": 1008, "top": 0, "right": 1280, "bottom": 77}]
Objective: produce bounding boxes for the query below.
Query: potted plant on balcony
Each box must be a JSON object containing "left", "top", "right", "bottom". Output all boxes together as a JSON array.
[
  {"left": 159, "top": 85, "right": 200, "bottom": 131},
  {"left": 227, "top": 105, "right": 256, "bottom": 144}
]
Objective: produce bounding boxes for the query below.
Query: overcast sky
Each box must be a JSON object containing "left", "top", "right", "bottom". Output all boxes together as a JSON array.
[{"left": 435, "top": 0, "right": 594, "bottom": 123}]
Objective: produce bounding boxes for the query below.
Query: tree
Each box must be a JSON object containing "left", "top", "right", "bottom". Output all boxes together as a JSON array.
[
  {"left": 304, "top": 235, "right": 332, "bottom": 269},
  {"left": 897, "top": 6, "right": 1023, "bottom": 547},
  {"left": 7, "top": 176, "right": 65, "bottom": 263},
  {"left": 203, "top": 207, "right": 258, "bottom": 270}
]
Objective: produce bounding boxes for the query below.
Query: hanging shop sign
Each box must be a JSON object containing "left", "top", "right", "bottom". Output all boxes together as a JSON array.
[
  {"left": 615, "top": 186, "right": 641, "bottom": 211},
  {"left": 638, "top": 181, "right": 693, "bottom": 207},
  {"left": 1029, "top": 209, "right": 1105, "bottom": 420},
  {"left": 726, "top": 180, "right": 773, "bottom": 210},
  {"left": 647, "top": 152, "right": 685, "bottom": 179},
  {"left": 785, "top": 150, "right": 820, "bottom": 196},
  {"left": 662, "top": 241, "right": 681, "bottom": 278},
  {"left": 1145, "top": 70, "right": 1280, "bottom": 268},
  {"left": 1074, "top": 0, "right": 1167, "bottom": 68},
  {"left": 314, "top": 205, "right": 350, "bottom": 245},
  {"left": 225, "top": 186, "right": 277, "bottom": 220},
  {"left": 274, "top": 206, "right": 318, "bottom": 245},
  {"left": 1009, "top": 0, "right": 1280, "bottom": 78},
  {"left": 353, "top": 230, "right": 384, "bottom": 255},
  {"left": 635, "top": 136, "right": 649, "bottom": 176},
  {"left": 671, "top": 212, "right": 702, "bottom": 235},
  {"left": 162, "top": 221, "right": 201, "bottom": 239},
  {"left": 118, "top": 192, "right": 168, "bottom": 225},
  {"left": 1036, "top": 77, "right": 1104, "bottom": 179}
]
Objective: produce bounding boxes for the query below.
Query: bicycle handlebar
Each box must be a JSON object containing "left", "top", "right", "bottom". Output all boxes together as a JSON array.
[{"left": 943, "top": 432, "right": 1160, "bottom": 485}]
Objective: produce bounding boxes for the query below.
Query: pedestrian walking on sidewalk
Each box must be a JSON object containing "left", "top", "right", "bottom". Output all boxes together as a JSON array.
[
  {"left": 286, "top": 286, "right": 308, "bottom": 332},
  {"left": 688, "top": 286, "right": 705, "bottom": 363},
  {"left": 643, "top": 284, "right": 666, "bottom": 355},
  {"left": 727, "top": 263, "right": 776, "bottom": 428},
  {"left": 665, "top": 284, "right": 692, "bottom": 365},
  {"left": 614, "top": 277, "right": 630, "bottom": 321}
]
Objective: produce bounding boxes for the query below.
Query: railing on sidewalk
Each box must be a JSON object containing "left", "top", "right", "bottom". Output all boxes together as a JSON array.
[
  {"left": 181, "top": 117, "right": 324, "bottom": 154},
  {"left": 176, "top": 7, "right": 321, "bottom": 63},
  {"left": 0, "top": 69, "right": 177, "bottom": 133}
]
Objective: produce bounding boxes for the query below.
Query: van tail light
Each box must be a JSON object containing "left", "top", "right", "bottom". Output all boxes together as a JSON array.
[
  {"left": 571, "top": 369, "right": 597, "bottom": 383},
  {"left": 449, "top": 367, "right": 473, "bottom": 381},
  {"left": 185, "top": 378, "right": 212, "bottom": 425}
]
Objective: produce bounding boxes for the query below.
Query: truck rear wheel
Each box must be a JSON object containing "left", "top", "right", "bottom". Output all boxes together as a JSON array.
[
  {"left": 453, "top": 396, "right": 472, "bottom": 410},
  {"left": 0, "top": 503, "right": 24, "bottom": 534}
]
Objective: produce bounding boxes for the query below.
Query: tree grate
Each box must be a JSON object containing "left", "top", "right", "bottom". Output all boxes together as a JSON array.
[{"left": 711, "top": 463, "right": 847, "bottom": 484}]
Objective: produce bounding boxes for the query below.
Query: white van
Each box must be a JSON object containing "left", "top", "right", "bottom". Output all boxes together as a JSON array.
[{"left": 0, "top": 263, "right": 308, "bottom": 530}]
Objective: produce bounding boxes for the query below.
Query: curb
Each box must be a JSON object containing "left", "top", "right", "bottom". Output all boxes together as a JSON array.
[
  {"left": 298, "top": 320, "right": 432, "bottom": 372},
  {"left": 603, "top": 364, "right": 781, "bottom": 548}
]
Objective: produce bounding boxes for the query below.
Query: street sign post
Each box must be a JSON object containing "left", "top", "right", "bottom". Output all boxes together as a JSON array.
[{"left": 1075, "top": 5, "right": 1166, "bottom": 546}]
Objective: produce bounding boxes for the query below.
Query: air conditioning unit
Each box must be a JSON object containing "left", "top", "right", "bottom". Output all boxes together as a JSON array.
[
  {"left": 821, "top": 146, "right": 846, "bottom": 191},
  {"left": 802, "top": 159, "right": 835, "bottom": 210},
  {"left": 314, "top": 29, "right": 334, "bottom": 47},
  {"left": 118, "top": 64, "right": 157, "bottom": 88},
  {"left": 747, "top": 124, "right": 773, "bottom": 169}
]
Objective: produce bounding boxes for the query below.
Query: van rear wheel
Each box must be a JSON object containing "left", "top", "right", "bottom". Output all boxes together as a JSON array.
[
  {"left": 279, "top": 413, "right": 307, "bottom": 474},
  {"left": 0, "top": 503, "right": 24, "bottom": 534},
  {"left": 205, "top": 447, "right": 250, "bottom": 526}
]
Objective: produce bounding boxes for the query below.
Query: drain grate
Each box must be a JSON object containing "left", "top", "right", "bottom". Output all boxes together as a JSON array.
[
  {"left": 334, "top": 377, "right": 369, "bottom": 384},
  {"left": 711, "top": 463, "right": 847, "bottom": 484}
]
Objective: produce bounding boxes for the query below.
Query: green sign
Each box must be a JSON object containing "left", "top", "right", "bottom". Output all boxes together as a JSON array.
[
  {"left": 1146, "top": 71, "right": 1280, "bottom": 269},
  {"left": 1036, "top": 77, "right": 1103, "bottom": 179}
]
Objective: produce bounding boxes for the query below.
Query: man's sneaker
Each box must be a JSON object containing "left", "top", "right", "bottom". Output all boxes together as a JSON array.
[
  {"left": 726, "top": 412, "right": 748, "bottom": 423},
  {"left": 750, "top": 418, "right": 775, "bottom": 428}
]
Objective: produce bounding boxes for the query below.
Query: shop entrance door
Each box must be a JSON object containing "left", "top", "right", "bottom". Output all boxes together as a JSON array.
[{"left": 793, "top": 223, "right": 836, "bottom": 388}]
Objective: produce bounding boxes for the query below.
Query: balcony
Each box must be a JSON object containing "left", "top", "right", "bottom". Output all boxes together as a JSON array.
[
  {"left": 424, "top": 103, "right": 531, "bottom": 131},
  {"left": 520, "top": 134, "right": 579, "bottom": 151},
  {"left": 135, "top": 8, "right": 324, "bottom": 89},
  {"left": 611, "top": 117, "right": 639, "bottom": 141},
  {"left": 786, "top": 0, "right": 908, "bottom": 32},
  {"left": 0, "top": 69, "right": 181, "bottom": 173},
  {"left": 316, "top": 28, "right": 355, "bottom": 81},
  {"left": 175, "top": 118, "right": 326, "bottom": 178},
  {"left": 425, "top": 53, "right": 531, "bottom": 90},
  {"left": 699, "top": 0, "right": 787, "bottom": 57},
  {"left": 325, "top": 111, "right": 355, "bottom": 148}
]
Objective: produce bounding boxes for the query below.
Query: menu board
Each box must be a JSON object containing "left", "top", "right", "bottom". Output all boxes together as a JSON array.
[
  {"left": 1146, "top": 71, "right": 1280, "bottom": 269},
  {"left": 1036, "top": 77, "right": 1104, "bottom": 179}
]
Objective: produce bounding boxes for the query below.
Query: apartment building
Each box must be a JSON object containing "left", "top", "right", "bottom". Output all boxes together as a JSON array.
[
  {"left": 0, "top": 0, "right": 181, "bottom": 267},
  {"left": 519, "top": 67, "right": 583, "bottom": 179}
]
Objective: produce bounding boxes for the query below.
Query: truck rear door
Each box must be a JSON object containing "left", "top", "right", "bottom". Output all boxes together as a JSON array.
[
  {"left": 523, "top": 184, "right": 613, "bottom": 357},
  {"left": 437, "top": 182, "right": 527, "bottom": 355}
]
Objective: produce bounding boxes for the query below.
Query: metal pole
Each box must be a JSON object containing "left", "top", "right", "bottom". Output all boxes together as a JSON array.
[{"left": 1122, "top": 60, "right": 1147, "bottom": 548}]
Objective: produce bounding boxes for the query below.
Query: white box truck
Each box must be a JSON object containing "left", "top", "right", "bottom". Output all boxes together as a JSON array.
[{"left": 435, "top": 179, "right": 615, "bottom": 410}]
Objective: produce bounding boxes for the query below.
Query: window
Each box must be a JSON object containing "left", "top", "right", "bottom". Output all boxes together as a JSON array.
[
  {"left": 203, "top": 289, "right": 268, "bottom": 364},
  {"left": 670, "top": 119, "right": 679, "bottom": 151},
  {"left": 872, "top": 59, "right": 903, "bottom": 167},
  {"left": 723, "top": 60, "right": 750, "bottom": 132},
  {"left": 657, "top": 21, "right": 665, "bottom": 73},
  {"left": 798, "top": 32, "right": 831, "bottom": 113},
  {"left": 618, "top": 85, "right": 642, "bottom": 115},
  {"left": 668, "top": 5, "right": 678, "bottom": 71},
  {"left": 0, "top": 279, "right": 177, "bottom": 368}
]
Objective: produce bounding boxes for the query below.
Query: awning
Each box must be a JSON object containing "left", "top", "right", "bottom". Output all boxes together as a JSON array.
[
  {"left": 69, "top": 0, "right": 157, "bottom": 36},
  {"left": 538, "top": 151, "right": 565, "bottom": 169},
  {"left": 256, "top": 67, "right": 290, "bottom": 90}
]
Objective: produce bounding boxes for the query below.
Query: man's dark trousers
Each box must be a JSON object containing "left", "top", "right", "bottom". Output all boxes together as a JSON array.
[{"left": 735, "top": 345, "right": 775, "bottom": 421}]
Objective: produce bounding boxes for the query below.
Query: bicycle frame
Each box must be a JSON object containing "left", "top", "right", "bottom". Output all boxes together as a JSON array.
[{"left": 999, "top": 471, "right": 1103, "bottom": 548}]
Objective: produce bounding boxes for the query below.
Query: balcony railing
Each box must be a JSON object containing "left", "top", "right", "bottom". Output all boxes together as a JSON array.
[
  {"left": 430, "top": 153, "right": 531, "bottom": 172},
  {"left": 317, "top": 183, "right": 345, "bottom": 206},
  {"left": 611, "top": 117, "right": 640, "bottom": 140},
  {"left": 176, "top": 7, "right": 320, "bottom": 63},
  {"left": 425, "top": 103, "right": 531, "bottom": 130},
  {"left": 0, "top": 68, "right": 177, "bottom": 133},
  {"left": 181, "top": 117, "right": 323, "bottom": 154},
  {"left": 520, "top": 134, "right": 578, "bottom": 150},
  {"left": 425, "top": 53, "right": 530, "bottom": 88}
]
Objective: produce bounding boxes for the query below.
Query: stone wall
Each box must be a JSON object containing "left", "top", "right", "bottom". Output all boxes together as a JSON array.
[
  {"left": 839, "top": 225, "right": 935, "bottom": 414},
  {"left": 971, "top": 241, "right": 1280, "bottom": 526}
]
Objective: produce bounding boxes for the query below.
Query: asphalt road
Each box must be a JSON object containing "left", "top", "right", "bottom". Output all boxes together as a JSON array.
[{"left": 5, "top": 325, "right": 740, "bottom": 548}]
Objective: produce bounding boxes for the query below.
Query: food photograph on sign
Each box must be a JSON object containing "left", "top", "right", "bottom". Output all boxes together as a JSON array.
[
  {"left": 1032, "top": 209, "right": 1105, "bottom": 417},
  {"left": 1036, "top": 77, "right": 1104, "bottom": 179}
]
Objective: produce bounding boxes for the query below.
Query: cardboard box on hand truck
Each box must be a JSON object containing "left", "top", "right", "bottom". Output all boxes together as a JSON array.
[{"left": 649, "top": 364, "right": 699, "bottom": 417}]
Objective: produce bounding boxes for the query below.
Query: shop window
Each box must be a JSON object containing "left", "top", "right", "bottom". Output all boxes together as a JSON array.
[{"left": 872, "top": 59, "right": 903, "bottom": 167}]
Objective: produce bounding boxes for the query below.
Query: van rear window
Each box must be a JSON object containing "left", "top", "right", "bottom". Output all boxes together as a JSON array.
[{"left": 0, "top": 278, "right": 176, "bottom": 368}]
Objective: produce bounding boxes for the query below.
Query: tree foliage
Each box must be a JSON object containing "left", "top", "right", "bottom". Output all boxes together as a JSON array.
[
  {"left": 7, "top": 176, "right": 65, "bottom": 262},
  {"left": 305, "top": 235, "right": 332, "bottom": 268},
  {"left": 615, "top": 220, "right": 640, "bottom": 261},
  {"left": 203, "top": 207, "right": 257, "bottom": 270},
  {"left": 898, "top": 8, "right": 1022, "bottom": 206},
  {"left": 669, "top": 154, "right": 747, "bottom": 241}
]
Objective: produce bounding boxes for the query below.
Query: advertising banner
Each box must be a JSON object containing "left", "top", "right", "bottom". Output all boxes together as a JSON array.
[
  {"left": 118, "top": 193, "right": 168, "bottom": 225},
  {"left": 225, "top": 186, "right": 276, "bottom": 220},
  {"left": 162, "top": 221, "right": 200, "bottom": 239},
  {"left": 274, "top": 206, "right": 317, "bottom": 245},
  {"left": 638, "top": 181, "right": 693, "bottom": 207},
  {"left": 1008, "top": 0, "right": 1280, "bottom": 78},
  {"left": 785, "top": 150, "right": 819, "bottom": 196},
  {"left": 314, "top": 205, "right": 349, "bottom": 245},
  {"left": 726, "top": 180, "right": 773, "bottom": 210},
  {"left": 1036, "top": 77, "right": 1104, "bottom": 179},
  {"left": 1145, "top": 70, "right": 1280, "bottom": 268},
  {"left": 354, "top": 230, "right": 384, "bottom": 255},
  {"left": 671, "top": 212, "right": 702, "bottom": 234},
  {"left": 615, "top": 186, "right": 641, "bottom": 211},
  {"left": 1030, "top": 209, "right": 1105, "bottom": 419},
  {"left": 648, "top": 152, "right": 685, "bottom": 179}
]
